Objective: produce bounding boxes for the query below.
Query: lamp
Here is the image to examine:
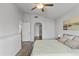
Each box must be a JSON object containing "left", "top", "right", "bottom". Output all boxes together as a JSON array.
[{"left": 58, "top": 34, "right": 60, "bottom": 39}]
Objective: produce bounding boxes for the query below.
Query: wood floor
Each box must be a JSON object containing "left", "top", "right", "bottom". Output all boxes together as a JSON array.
[{"left": 16, "top": 41, "right": 33, "bottom": 56}]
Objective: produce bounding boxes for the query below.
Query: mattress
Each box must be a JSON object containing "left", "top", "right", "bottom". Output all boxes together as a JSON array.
[{"left": 31, "top": 40, "right": 79, "bottom": 56}]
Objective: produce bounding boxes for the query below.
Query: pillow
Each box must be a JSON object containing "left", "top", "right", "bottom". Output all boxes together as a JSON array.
[
  {"left": 73, "top": 36, "right": 79, "bottom": 41},
  {"left": 64, "top": 40, "right": 74, "bottom": 48},
  {"left": 58, "top": 37, "right": 68, "bottom": 43},
  {"left": 64, "top": 39, "right": 79, "bottom": 49},
  {"left": 63, "top": 34, "right": 74, "bottom": 40}
]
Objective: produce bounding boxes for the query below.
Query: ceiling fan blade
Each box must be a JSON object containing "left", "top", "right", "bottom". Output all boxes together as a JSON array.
[
  {"left": 32, "top": 7, "right": 37, "bottom": 10},
  {"left": 42, "top": 8, "right": 44, "bottom": 12},
  {"left": 44, "top": 4, "right": 54, "bottom": 6}
]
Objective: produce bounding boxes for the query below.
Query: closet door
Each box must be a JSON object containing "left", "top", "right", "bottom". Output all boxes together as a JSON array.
[{"left": 22, "top": 23, "right": 31, "bottom": 41}]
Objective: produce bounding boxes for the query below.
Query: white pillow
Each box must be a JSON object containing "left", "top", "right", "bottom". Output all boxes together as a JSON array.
[
  {"left": 58, "top": 37, "right": 68, "bottom": 43},
  {"left": 64, "top": 39, "right": 79, "bottom": 49},
  {"left": 64, "top": 35, "right": 74, "bottom": 40}
]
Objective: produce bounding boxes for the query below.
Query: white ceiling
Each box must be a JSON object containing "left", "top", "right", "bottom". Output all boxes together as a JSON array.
[{"left": 16, "top": 3, "right": 78, "bottom": 19}]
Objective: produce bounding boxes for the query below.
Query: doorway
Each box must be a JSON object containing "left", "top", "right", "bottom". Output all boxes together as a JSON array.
[{"left": 34, "top": 22, "right": 42, "bottom": 41}]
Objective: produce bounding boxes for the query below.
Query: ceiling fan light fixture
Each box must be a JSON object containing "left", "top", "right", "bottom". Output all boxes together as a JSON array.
[
  {"left": 32, "top": 3, "right": 54, "bottom": 12},
  {"left": 36, "top": 3, "right": 44, "bottom": 9}
]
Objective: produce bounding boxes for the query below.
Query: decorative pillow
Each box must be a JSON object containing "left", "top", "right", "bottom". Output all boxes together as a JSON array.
[
  {"left": 64, "top": 39, "right": 73, "bottom": 48},
  {"left": 64, "top": 34, "right": 74, "bottom": 40},
  {"left": 64, "top": 39, "right": 79, "bottom": 49},
  {"left": 73, "top": 36, "right": 79, "bottom": 41},
  {"left": 58, "top": 37, "right": 68, "bottom": 43}
]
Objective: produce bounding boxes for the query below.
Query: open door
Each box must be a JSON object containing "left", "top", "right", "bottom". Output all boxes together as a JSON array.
[{"left": 34, "top": 22, "right": 42, "bottom": 41}]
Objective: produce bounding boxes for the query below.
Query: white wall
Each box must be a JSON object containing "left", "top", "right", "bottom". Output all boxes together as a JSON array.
[
  {"left": 0, "top": 4, "right": 23, "bottom": 56},
  {"left": 23, "top": 14, "right": 55, "bottom": 41},
  {"left": 55, "top": 6, "right": 79, "bottom": 37}
]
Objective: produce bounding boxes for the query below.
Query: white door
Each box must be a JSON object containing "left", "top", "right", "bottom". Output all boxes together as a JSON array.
[{"left": 22, "top": 23, "right": 31, "bottom": 41}]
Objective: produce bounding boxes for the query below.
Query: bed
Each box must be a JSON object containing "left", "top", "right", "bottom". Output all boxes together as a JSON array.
[{"left": 31, "top": 40, "right": 79, "bottom": 56}]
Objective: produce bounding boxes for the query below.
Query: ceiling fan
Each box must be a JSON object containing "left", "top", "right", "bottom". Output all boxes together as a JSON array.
[{"left": 32, "top": 3, "right": 54, "bottom": 12}]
